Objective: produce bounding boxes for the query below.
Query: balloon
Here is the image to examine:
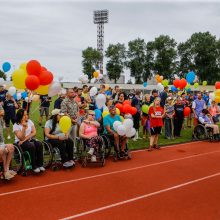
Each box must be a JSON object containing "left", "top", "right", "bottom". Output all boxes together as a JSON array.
[
  {"left": 82, "top": 75, "right": 89, "bottom": 83},
  {"left": 24, "top": 97, "right": 29, "bottom": 102},
  {"left": 123, "top": 119, "right": 134, "bottom": 131},
  {"left": 157, "top": 76, "right": 163, "bottom": 83},
  {"left": 59, "top": 116, "right": 71, "bottom": 134},
  {"left": 113, "top": 121, "right": 122, "bottom": 131},
  {"left": 94, "top": 109, "right": 102, "bottom": 120},
  {"left": 41, "top": 66, "right": 47, "bottom": 72},
  {"left": 157, "top": 83, "right": 164, "bottom": 92},
  {"left": 123, "top": 100, "right": 131, "bottom": 105},
  {"left": 120, "top": 116, "right": 124, "bottom": 122},
  {"left": 98, "top": 74, "right": 103, "bottom": 80},
  {"left": 12, "top": 69, "right": 27, "bottom": 89},
  {"left": 155, "top": 74, "right": 160, "bottom": 81},
  {"left": 13, "top": 94, "right": 17, "bottom": 100},
  {"left": 185, "top": 84, "right": 191, "bottom": 90},
  {"left": 90, "top": 78, "right": 96, "bottom": 83},
  {"left": 174, "top": 74, "right": 179, "bottom": 79},
  {"left": 215, "top": 82, "right": 220, "bottom": 89},
  {"left": 116, "top": 108, "right": 120, "bottom": 115},
  {"left": 115, "top": 103, "right": 123, "bottom": 112},
  {"left": 142, "top": 105, "right": 149, "bottom": 114},
  {"left": 194, "top": 83, "right": 199, "bottom": 89},
  {"left": 162, "top": 79, "right": 169, "bottom": 87},
  {"left": 186, "top": 71, "right": 195, "bottom": 84},
  {"left": 215, "top": 96, "right": 220, "bottom": 103},
  {"left": 35, "top": 85, "right": 49, "bottom": 95},
  {"left": 93, "top": 71, "right": 99, "bottom": 78},
  {"left": 8, "top": 87, "right": 16, "bottom": 96},
  {"left": 126, "top": 128, "right": 136, "bottom": 138},
  {"left": 39, "top": 71, "right": 53, "bottom": 85},
  {"left": 173, "top": 79, "right": 181, "bottom": 88},
  {"left": 102, "top": 110, "right": 109, "bottom": 118},
  {"left": 48, "top": 82, "right": 61, "bottom": 97},
  {"left": 143, "top": 82, "right": 147, "bottom": 87},
  {"left": 89, "top": 87, "right": 98, "bottom": 97},
  {"left": 26, "top": 60, "right": 41, "bottom": 76},
  {"left": 184, "top": 107, "right": 191, "bottom": 117},
  {"left": 122, "top": 104, "right": 132, "bottom": 114},
  {"left": 215, "top": 89, "right": 220, "bottom": 97},
  {"left": 21, "top": 91, "right": 28, "bottom": 99},
  {"left": 202, "top": 81, "right": 207, "bottom": 86},
  {"left": 95, "top": 94, "right": 106, "bottom": 109},
  {"left": 130, "top": 107, "right": 137, "bottom": 115},
  {"left": 16, "top": 93, "right": 22, "bottom": 101},
  {"left": 171, "top": 85, "right": 178, "bottom": 92},
  {"left": 116, "top": 125, "right": 126, "bottom": 136},
  {"left": 25, "top": 75, "right": 40, "bottom": 90},
  {"left": 179, "top": 78, "right": 187, "bottom": 89},
  {"left": 193, "top": 75, "right": 198, "bottom": 83},
  {"left": 20, "top": 63, "right": 27, "bottom": 71},
  {"left": 209, "top": 92, "right": 215, "bottom": 101},
  {"left": 2, "top": 62, "right": 11, "bottom": 72},
  {"left": 32, "top": 95, "right": 40, "bottom": 102}
]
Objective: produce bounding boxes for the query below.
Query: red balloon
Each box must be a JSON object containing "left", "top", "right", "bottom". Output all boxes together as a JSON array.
[
  {"left": 215, "top": 82, "right": 220, "bottom": 89},
  {"left": 173, "top": 79, "right": 181, "bottom": 89},
  {"left": 25, "top": 75, "right": 40, "bottom": 90},
  {"left": 123, "top": 100, "right": 131, "bottom": 105},
  {"left": 184, "top": 107, "right": 191, "bottom": 117},
  {"left": 179, "top": 78, "right": 187, "bottom": 89},
  {"left": 39, "top": 71, "right": 54, "bottom": 85},
  {"left": 41, "top": 66, "right": 47, "bottom": 71},
  {"left": 122, "top": 104, "right": 131, "bottom": 114},
  {"left": 26, "top": 60, "right": 41, "bottom": 76},
  {"left": 130, "top": 107, "right": 137, "bottom": 115},
  {"left": 115, "top": 103, "right": 123, "bottom": 112}
]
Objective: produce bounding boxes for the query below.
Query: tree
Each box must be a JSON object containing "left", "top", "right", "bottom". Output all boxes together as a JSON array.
[
  {"left": 82, "top": 47, "right": 102, "bottom": 80},
  {"left": 105, "top": 43, "right": 126, "bottom": 83},
  {"left": 127, "top": 38, "right": 146, "bottom": 84},
  {"left": 0, "top": 70, "right": 6, "bottom": 80}
]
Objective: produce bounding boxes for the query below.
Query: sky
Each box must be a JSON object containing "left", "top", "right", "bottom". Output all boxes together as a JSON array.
[{"left": 1, "top": 0, "right": 220, "bottom": 82}]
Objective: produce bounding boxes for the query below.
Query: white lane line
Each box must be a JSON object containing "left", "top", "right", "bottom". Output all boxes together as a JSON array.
[
  {"left": 60, "top": 172, "right": 220, "bottom": 220},
  {"left": 1, "top": 149, "right": 220, "bottom": 197}
]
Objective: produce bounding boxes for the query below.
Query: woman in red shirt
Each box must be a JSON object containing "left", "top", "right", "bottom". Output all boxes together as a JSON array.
[{"left": 148, "top": 97, "right": 165, "bottom": 151}]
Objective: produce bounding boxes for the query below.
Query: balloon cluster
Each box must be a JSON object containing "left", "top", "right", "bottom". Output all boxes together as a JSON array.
[
  {"left": 79, "top": 75, "right": 89, "bottom": 84},
  {"left": 214, "top": 82, "right": 220, "bottom": 103},
  {"left": 115, "top": 100, "right": 137, "bottom": 116},
  {"left": 113, "top": 119, "right": 136, "bottom": 138}
]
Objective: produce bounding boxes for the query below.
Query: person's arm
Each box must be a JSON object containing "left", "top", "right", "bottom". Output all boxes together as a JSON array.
[
  {"left": 14, "top": 126, "right": 27, "bottom": 141},
  {"left": 44, "top": 127, "right": 60, "bottom": 140},
  {"left": 192, "top": 101, "right": 197, "bottom": 118},
  {"left": 90, "top": 120, "right": 100, "bottom": 127},
  {"left": 106, "top": 125, "right": 116, "bottom": 135},
  {"left": 23, "top": 125, "right": 36, "bottom": 141}
]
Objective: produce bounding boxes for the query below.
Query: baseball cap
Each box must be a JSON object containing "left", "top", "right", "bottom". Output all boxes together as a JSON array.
[{"left": 51, "top": 109, "right": 64, "bottom": 116}]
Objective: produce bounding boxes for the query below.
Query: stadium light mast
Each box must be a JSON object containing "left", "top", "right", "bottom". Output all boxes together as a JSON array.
[{"left": 93, "top": 9, "right": 109, "bottom": 74}]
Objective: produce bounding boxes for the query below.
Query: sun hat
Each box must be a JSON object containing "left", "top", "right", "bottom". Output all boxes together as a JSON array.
[{"left": 51, "top": 109, "right": 64, "bottom": 116}]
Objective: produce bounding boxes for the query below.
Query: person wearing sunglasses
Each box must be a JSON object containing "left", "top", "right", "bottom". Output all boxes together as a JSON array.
[{"left": 79, "top": 110, "right": 102, "bottom": 162}]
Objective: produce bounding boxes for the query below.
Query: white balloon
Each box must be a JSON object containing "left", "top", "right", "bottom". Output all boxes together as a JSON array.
[
  {"left": 174, "top": 74, "right": 179, "bottom": 79},
  {"left": 25, "top": 97, "right": 29, "bottom": 102},
  {"left": 209, "top": 92, "right": 215, "bottom": 101},
  {"left": 98, "top": 74, "right": 103, "bottom": 80},
  {"left": 157, "top": 83, "right": 164, "bottom": 92},
  {"left": 48, "top": 82, "right": 62, "bottom": 97},
  {"left": 3, "top": 84, "right": 6, "bottom": 89},
  {"left": 126, "top": 128, "right": 136, "bottom": 138},
  {"left": 90, "top": 78, "right": 96, "bottom": 83},
  {"left": 90, "top": 87, "right": 98, "bottom": 97},
  {"left": 17, "top": 93, "right": 22, "bottom": 101},
  {"left": 113, "top": 121, "right": 122, "bottom": 131},
  {"left": 8, "top": 86, "right": 16, "bottom": 96},
  {"left": 78, "top": 76, "right": 83, "bottom": 82},
  {"left": 123, "top": 119, "right": 134, "bottom": 131},
  {"left": 117, "top": 125, "right": 126, "bottom": 136},
  {"left": 95, "top": 94, "right": 106, "bottom": 109}
]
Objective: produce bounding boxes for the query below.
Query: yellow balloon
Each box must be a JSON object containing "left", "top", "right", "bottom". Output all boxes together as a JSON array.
[
  {"left": 32, "top": 95, "right": 40, "bottom": 102},
  {"left": 215, "top": 89, "right": 220, "bottom": 97},
  {"left": 59, "top": 116, "right": 71, "bottom": 134},
  {"left": 35, "top": 85, "right": 49, "bottom": 95},
  {"left": 93, "top": 71, "right": 99, "bottom": 78},
  {"left": 12, "top": 69, "right": 27, "bottom": 89},
  {"left": 102, "top": 110, "right": 109, "bottom": 118},
  {"left": 116, "top": 108, "right": 120, "bottom": 115},
  {"left": 20, "top": 63, "right": 27, "bottom": 72},
  {"left": 120, "top": 116, "right": 124, "bottom": 122},
  {"left": 215, "top": 96, "right": 220, "bottom": 103}
]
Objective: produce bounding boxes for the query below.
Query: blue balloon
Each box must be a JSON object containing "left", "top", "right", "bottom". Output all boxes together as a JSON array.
[
  {"left": 13, "top": 94, "right": 17, "bottom": 100},
  {"left": 2, "top": 62, "right": 11, "bottom": 72},
  {"left": 21, "top": 91, "right": 28, "bottom": 99},
  {"left": 186, "top": 88, "right": 191, "bottom": 93},
  {"left": 143, "top": 82, "right": 147, "bottom": 87},
  {"left": 186, "top": 71, "right": 195, "bottom": 84},
  {"left": 171, "top": 85, "right": 178, "bottom": 92},
  {"left": 94, "top": 109, "right": 102, "bottom": 120}
]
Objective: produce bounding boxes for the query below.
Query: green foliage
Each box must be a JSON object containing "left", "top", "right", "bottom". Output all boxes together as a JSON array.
[
  {"left": 105, "top": 43, "right": 126, "bottom": 83},
  {"left": 82, "top": 47, "right": 102, "bottom": 80},
  {"left": 0, "top": 70, "right": 6, "bottom": 80}
]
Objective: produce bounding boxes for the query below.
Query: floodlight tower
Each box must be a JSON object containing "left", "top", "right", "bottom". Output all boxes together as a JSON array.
[{"left": 93, "top": 10, "right": 109, "bottom": 74}]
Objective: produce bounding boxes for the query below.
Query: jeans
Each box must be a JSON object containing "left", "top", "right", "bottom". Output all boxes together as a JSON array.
[{"left": 165, "top": 118, "right": 173, "bottom": 138}]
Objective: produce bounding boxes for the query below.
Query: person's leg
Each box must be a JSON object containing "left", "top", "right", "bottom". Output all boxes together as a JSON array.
[
  {"left": 5, "top": 117, "right": 10, "bottom": 138},
  {"left": 149, "top": 135, "right": 155, "bottom": 151},
  {"left": 153, "top": 134, "right": 159, "bottom": 146},
  {"left": 4, "top": 144, "right": 14, "bottom": 172},
  {"left": 33, "top": 140, "right": 44, "bottom": 168},
  {"left": 113, "top": 133, "right": 120, "bottom": 152},
  {"left": 164, "top": 118, "right": 171, "bottom": 138},
  {"left": 39, "top": 107, "right": 44, "bottom": 125},
  {"left": 120, "top": 136, "right": 128, "bottom": 152},
  {"left": 174, "top": 118, "right": 178, "bottom": 137},
  {"left": 45, "top": 107, "right": 50, "bottom": 121},
  {"left": 65, "top": 138, "right": 74, "bottom": 161}
]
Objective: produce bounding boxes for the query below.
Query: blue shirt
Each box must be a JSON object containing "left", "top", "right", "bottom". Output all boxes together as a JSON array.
[{"left": 103, "top": 114, "right": 121, "bottom": 134}]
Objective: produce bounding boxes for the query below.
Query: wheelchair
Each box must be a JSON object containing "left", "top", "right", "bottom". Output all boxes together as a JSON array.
[
  {"left": 101, "top": 134, "right": 131, "bottom": 161},
  {"left": 193, "top": 123, "right": 214, "bottom": 142},
  {"left": 75, "top": 136, "right": 106, "bottom": 168}
]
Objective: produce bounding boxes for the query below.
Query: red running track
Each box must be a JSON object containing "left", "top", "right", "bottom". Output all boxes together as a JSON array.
[{"left": 0, "top": 141, "right": 220, "bottom": 220}]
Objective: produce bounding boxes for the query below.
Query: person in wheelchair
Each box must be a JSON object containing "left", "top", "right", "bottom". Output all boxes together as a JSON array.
[
  {"left": 44, "top": 109, "right": 75, "bottom": 168},
  {"left": 103, "top": 105, "right": 128, "bottom": 158},
  {"left": 79, "top": 110, "right": 102, "bottom": 162},
  {"left": 198, "top": 109, "right": 220, "bottom": 140},
  {"left": 13, "top": 109, "right": 45, "bottom": 173}
]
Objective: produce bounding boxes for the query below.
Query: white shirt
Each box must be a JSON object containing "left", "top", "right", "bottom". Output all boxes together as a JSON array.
[{"left": 13, "top": 119, "right": 34, "bottom": 142}]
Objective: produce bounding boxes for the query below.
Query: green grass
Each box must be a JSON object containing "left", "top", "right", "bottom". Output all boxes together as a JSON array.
[{"left": 4, "top": 98, "right": 193, "bottom": 149}]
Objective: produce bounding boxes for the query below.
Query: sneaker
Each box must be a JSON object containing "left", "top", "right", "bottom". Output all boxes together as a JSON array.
[
  {"left": 9, "top": 170, "right": 17, "bottom": 176},
  {"left": 91, "top": 155, "right": 97, "bottom": 162},
  {"left": 68, "top": 160, "right": 75, "bottom": 166},
  {"left": 63, "top": 161, "right": 73, "bottom": 168},
  {"left": 120, "top": 151, "right": 125, "bottom": 158},
  {"left": 7, "top": 136, "right": 11, "bottom": 140},
  {"left": 33, "top": 168, "right": 41, "bottom": 173},
  {"left": 4, "top": 171, "right": 14, "bottom": 180},
  {"left": 39, "top": 167, "right": 45, "bottom": 172},
  {"left": 88, "top": 148, "right": 94, "bottom": 155}
]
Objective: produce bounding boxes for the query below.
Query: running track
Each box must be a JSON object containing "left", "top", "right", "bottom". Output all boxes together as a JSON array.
[{"left": 1, "top": 141, "right": 220, "bottom": 220}]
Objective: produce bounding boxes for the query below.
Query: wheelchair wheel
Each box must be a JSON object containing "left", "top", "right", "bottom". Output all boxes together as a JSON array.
[
  {"left": 74, "top": 137, "right": 84, "bottom": 162},
  {"left": 42, "top": 141, "right": 53, "bottom": 168},
  {"left": 193, "top": 124, "right": 208, "bottom": 140},
  {"left": 101, "top": 158, "right": 105, "bottom": 167},
  {"left": 100, "top": 135, "right": 112, "bottom": 159},
  {"left": 10, "top": 144, "right": 23, "bottom": 174},
  {"left": 82, "top": 157, "right": 87, "bottom": 168}
]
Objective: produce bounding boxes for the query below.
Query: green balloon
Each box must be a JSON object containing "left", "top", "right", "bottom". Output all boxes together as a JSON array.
[
  {"left": 185, "top": 84, "right": 190, "bottom": 90},
  {"left": 202, "top": 81, "right": 207, "bottom": 86},
  {"left": 141, "top": 105, "right": 149, "bottom": 114},
  {"left": 194, "top": 83, "right": 199, "bottom": 88},
  {"left": 162, "top": 79, "right": 169, "bottom": 87}
]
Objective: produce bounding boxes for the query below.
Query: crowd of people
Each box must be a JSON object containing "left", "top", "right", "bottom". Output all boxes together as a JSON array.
[{"left": 0, "top": 83, "right": 220, "bottom": 180}]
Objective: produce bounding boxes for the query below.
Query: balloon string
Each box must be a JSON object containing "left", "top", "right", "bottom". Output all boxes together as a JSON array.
[{"left": 29, "top": 99, "right": 47, "bottom": 115}]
